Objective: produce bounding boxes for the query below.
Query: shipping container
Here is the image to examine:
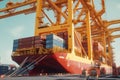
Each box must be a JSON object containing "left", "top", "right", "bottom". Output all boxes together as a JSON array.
[
  {"left": 19, "top": 37, "right": 34, "bottom": 43},
  {"left": 13, "top": 39, "right": 19, "bottom": 44},
  {"left": 46, "top": 34, "right": 66, "bottom": 49},
  {"left": 34, "top": 44, "right": 44, "bottom": 48},
  {"left": 0, "top": 64, "right": 16, "bottom": 75},
  {"left": 13, "top": 39, "right": 19, "bottom": 51},
  {"left": 19, "top": 41, "right": 34, "bottom": 46},
  {"left": 34, "top": 36, "right": 46, "bottom": 40},
  {"left": 46, "top": 34, "right": 65, "bottom": 43},
  {"left": 34, "top": 40, "right": 45, "bottom": 45},
  {"left": 34, "top": 36, "right": 46, "bottom": 48},
  {"left": 57, "top": 31, "right": 68, "bottom": 41},
  {"left": 13, "top": 47, "right": 18, "bottom": 52},
  {"left": 46, "top": 42, "right": 65, "bottom": 48},
  {"left": 19, "top": 45, "right": 34, "bottom": 49},
  {"left": 13, "top": 36, "right": 46, "bottom": 50}
]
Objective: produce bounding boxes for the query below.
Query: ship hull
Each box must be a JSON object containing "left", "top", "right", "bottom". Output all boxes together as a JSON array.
[{"left": 12, "top": 52, "right": 112, "bottom": 76}]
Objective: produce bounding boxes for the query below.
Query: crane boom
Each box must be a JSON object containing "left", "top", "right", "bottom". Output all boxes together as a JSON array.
[
  {"left": 104, "top": 20, "right": 120, "bottom": 27},
  {"left": 109, "top": 27, "right": 120, "bottom": 34}
]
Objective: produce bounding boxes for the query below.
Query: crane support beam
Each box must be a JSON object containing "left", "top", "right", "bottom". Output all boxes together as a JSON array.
[
  {"left": 0, "top": 0, "right": 36, "bottom": 12},
  {"left": 47, "top": 0, "right": 68, "bottom": 20},
  {"left": 75, "top": 26, "right": 104, "bottom": 35},
  {"left": 35, "top": 0, "right": 43, "bottom": 36},
  {"left": 97, "top": 0, "right": 105, "bottom": 16},
  {"left": 80, "top": 0, "right": 104, "bottom": 28},
  {"left": 0, "top": 7, "right": 35, "bottom": 19},
  {"left": 86, "top": 9, "right": 93, "bottom": 60},
  {"left": 37, "top": 25, "right": 68, "bottom": 33},
  {"left": 104, "top": 20, "right": 120, "bottom": 27},
  {"left": 73, "top": 1, "right": 80, "bottom": 14},
  {"left": 67, "top": 0, "right": 74, "bottom": 53},
  {"left": 111, "top": 35, "right": 120, "bottom": 40},
  {"left": 108, "top": 27, "right": 120, "bottom": 34},
  {"left": 0, "top": 0, "right": 67, "bottom": 19},
  {"left": 42, "top": 10, "right": 54, "bottom": 24}
]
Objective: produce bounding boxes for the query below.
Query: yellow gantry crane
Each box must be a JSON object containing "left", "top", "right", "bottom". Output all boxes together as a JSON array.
[{"left": 0, "top": 0, "right": 120, "bottom": 66}]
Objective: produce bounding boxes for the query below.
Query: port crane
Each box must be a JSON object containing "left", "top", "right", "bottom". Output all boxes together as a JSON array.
[{"left": 0, "top": 0, "right": 120, "bottom": 76}]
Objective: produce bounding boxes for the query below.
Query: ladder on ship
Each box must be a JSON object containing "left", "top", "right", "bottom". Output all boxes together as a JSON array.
[{"left": 8, "top": 55, "right": 47, "bottom": 77}]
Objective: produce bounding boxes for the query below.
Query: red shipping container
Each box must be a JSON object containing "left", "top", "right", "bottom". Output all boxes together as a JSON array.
[
  {"left": 34, "top": 40, "right": 43, "bottom": 43},
  {"left": 63, "top": 31, "right": 68, "bottom": 36},
  {"left": 17, "top": 36, "right": 47, "bottom": 49},
  {"left": 34, "top": 36, "right": 41, "bottom": 40},
  {"left": 19, "top": 39, "right": 34, "bottom": 43},
  {"left": 19, "top": 37, "right": 34, "bottom": 43},
  {"left": 35, "top": 35, "right": 46, "bottom": 40},
  {"left": 19, "top": 42, "right": 34, "bottom": 46},
  {"left": 19, "top": 44, "right": 33, "bottom": 49},
  {"left": 34, "top": 44, "right": 44, "bottom": 48},
  {"left": 20, "top": 37, "right": 34, "bottom": 41}
]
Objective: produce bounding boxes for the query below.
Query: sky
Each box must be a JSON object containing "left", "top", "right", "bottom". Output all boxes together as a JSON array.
[{"left": 0, "top": 0, "right": 120, "bottom": 67}]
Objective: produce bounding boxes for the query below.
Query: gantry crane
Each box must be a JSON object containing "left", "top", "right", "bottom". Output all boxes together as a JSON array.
[{"left": 0, "top": 0, "right": 120, "bottom": 66}]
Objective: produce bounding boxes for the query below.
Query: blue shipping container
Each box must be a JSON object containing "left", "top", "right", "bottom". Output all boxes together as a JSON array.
[
  {"left": 13, "top": 47, "right": 18, "bottom": 52},
  {"left": 46, "top": 34, "right": 66, "bottom": 49},
  {"left": 46, "top": 34, "right": 65, "bottom": 43},
  {"left": 13, "top": 44, "right": 18, "bottom": 47},
  {"left": 13, "top": 39, "right": 19, "bottom": 44},
  {"left": 46, "top": 40, "right": 64, "bottom": 46},
  {"left": 13, "top": 39, "right": 19, "bottom": 51},
  {"left": 0, "top": 65, "right": 9, "bottom": 75}
]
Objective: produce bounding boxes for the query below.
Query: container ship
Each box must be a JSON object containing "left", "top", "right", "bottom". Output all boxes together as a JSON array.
[
  {"left": 12, "top": 32, "right": 112, "bottom": 76},
  {"left": 0, "top": 0, "right": 120, "bottom": 76}
]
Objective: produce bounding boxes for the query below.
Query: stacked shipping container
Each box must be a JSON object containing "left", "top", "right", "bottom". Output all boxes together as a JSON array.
[
  {"left": 46, "top": 34, "right": 66, "bottom": 49},
  {"left": 57, "top": 31, "right": 68, "bottom": 49},
  {"left": 13, "top": 34, "right": 67, "bottom": 52},
  {"left": 19, "top": 37, "right": 34, "bottom": 49},
  {"left": 13, "top": 36, "right": 46, "bottom": 52},
  {"left": 34, "top": 36, "right": 46, "bottom": 48},
  {"left": 0, "top": 65, "right": 9, "bottom": 75},
  {"left": 82, "top": 40, "right": 104, "bottom": 60},
  {"left": 13, "top": 40, "right": 19, "bottom": 51}
]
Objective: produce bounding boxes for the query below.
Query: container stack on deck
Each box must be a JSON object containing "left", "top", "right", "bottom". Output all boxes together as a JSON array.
[
  {"left": 46, "top": 34, "right": 66, "bottom": 49},
  {"left": 57, "top": 31, "right": 68, "bottom": 49},
  {"left": 19, "top": 37, "right": 34, "bottom": 49},
  {"left": 82, "top": 40, "right": 104, "bottom": 61},
  {"left": 34, "top": 36, "right": 46, "bottom": 48},
  {"left": 13, "top": 34, "right": 67, "bottom": 52},
  {"left": 13, "top": 36, "right": 45, "bottom": 52}
]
